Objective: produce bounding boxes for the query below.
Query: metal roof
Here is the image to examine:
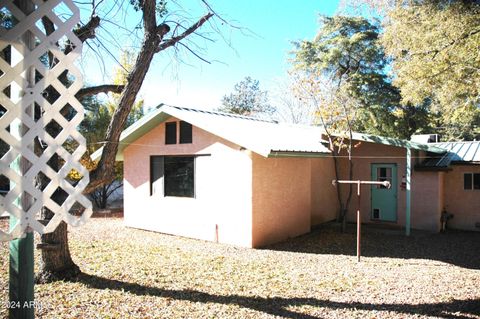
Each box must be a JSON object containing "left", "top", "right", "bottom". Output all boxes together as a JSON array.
[
  {"left": 91, "top": 105, "right": 330, "bottom": 161},
  {"left": 91, "top": 105, "right": 451, "bottom": 163},
  {"left": 419, "top": 141, "right": 480, "bottom": 168},
  {"left": 349, "top": 132, "right": 446, "bottom": 153}
]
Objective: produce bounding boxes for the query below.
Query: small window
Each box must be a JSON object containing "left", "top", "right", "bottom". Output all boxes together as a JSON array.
[
  {"left": 376, "top": 167, "right": 392, "bottom": 189},
  {"left": 474, "top": 174, "right": 480, "bottom": 190},
  {"left": 179, "top": 121, "right": 192, "bottom": 144},
  {"left": 464, "top": 173, "right": 472, "bottom": 190},
  {"left": 165, "top": 122, "right": 177, "bottom": 145},
  {"left": 150, "top": 156, "right": 164, "bottom": 196},
  {"left": 464, "top": 173, "right": 480, "bottom": 190},
  {"left": 150, "top": 156, "right": 195, "bottom": 198}
]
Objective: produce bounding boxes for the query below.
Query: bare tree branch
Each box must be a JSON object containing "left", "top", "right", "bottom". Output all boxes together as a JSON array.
[
  {"left": 76, "top": 84, "right": 125, "bottom": 100},
  {"left": 61, "top": 15, "right": 102, "bottom": 56},
  {"left": 156, "top": 13, "right": 214, "bottom": 52},
  {"left": 84, "top": 2, "right": 214, "bottom": 194},
  {"left": 177, "top": 42, "right": 211, "bottom": 64},
  {"left": 74, "top": 15, "right": 101, "bottom": 43}
]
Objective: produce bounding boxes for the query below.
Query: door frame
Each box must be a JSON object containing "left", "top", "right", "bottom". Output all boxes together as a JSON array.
[{"left": 370, "top": 163, "right": 398, "bottom": 222}]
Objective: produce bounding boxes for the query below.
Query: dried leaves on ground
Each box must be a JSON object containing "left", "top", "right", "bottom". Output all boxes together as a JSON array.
[{"left": 1, "top": 218, "right": 479, "bottom": 318}]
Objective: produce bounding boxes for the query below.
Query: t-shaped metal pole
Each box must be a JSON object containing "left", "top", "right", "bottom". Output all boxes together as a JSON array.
[{"left": 332, "top": 180, "right": 391, "bottom": 262}]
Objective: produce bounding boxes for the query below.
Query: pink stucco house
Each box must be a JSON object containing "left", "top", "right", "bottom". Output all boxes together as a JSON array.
[
  {"left": 93, "top": 105, "right": 480, "bottom": 247},
  {"left": 336, "top": 135, "right": 480, "bottom": 233}
]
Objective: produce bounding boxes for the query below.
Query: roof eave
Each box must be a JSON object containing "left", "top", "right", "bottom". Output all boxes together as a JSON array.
[
  {"left": 90, "top": 107, "right": 171, "bottom": 162},
  {"left": 268, "top": 151, "right": 330, "bottom": 158},
  {"left": 414, "top": 165, "right": 452, "bottom": 172},
  {"left": 450, "top": 161, "right": 480, "bottom": 166},
  {"left": 350, "top": 132, "right": 446, "bottom": 153}
]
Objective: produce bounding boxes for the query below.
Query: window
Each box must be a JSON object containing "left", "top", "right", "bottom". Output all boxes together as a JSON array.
[
  {"left": 376, "top": 167, "right": 392, "bottom": 189},
  {"left": 464, "top": 173, "right": 480, "bottom": 190},
  {"left": 179, "top": 121, "right": 192, "bottom": 144},
  {"left": 150, "top": 156, "right": 164, "bottom": 195},
  {"left": 165, "top": 122, "right": 177, "bottom": 145},
  {"left": 150, "top": 156, "right": 195, "bottom": 198},
  {"left": 165, "top": 157, "right": 194, "bottom": 197},
  {"left": 165, "top": 121, "right": 193, "bottom": 144}
]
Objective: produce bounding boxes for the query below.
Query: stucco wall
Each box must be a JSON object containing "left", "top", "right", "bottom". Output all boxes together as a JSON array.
[
  {"left": 338, "top": 142, "right": 407, "bottom": 226},
  {"left": 337, "top": 142, "right": 443, "bottom": 232},
  {"left": 123, "top": 117, "right": 253, "bottom": 247},
  {"left": 251, "top": 155, "right": 312, "bottom": 247},
  {"left": 444, "top": 165, "right": 480, "bottom": 231},
  {"left": 311, "top": 158, "right": 338, "bottom": 225},
  {"left": 410, "top": 171, "right": 443, "bottom": 232}
]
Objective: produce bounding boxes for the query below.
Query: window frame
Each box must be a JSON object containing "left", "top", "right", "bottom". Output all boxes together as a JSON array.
[
  {"left": 165, "top": 122, "right": 177, "bottom": 145},
  {"left": 376, "top": 167, "right": 393, "bottom": 189},
  {"left": 165, "top": 121, "right": 193, "bottom": 145},
  {"left": 150, "top": 156, "right": 164, "bottom": 196},
  {"left": 463, "top": 172, "right": 480, "bottom": 190},
  {"left": 150, "top": 155, "right": 196, "bottom": 198},
  {"left": 164, "top": 156, "right": 195, "bottom": 198},
  {"left": 179, "top": 121, "right": 193, "bottom": 144}
]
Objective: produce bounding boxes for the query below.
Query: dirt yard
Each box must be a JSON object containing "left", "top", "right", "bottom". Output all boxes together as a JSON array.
[{"left": 1, "top": 218, "right": 479, "bottom": 318}]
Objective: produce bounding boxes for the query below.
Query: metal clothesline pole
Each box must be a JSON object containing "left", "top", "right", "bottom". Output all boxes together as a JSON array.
[
  {"left": 2, "top": 2, "right": 93, "bottom": 318},
  {"left": 9, "top": 1, "right": 35, "bottom": 318},
  {"left": 332, "top": 179, "right": 391, "bottom": 262}
]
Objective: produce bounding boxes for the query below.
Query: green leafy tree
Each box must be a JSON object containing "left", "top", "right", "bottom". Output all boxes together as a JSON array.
[
  {"left": 380, "top": 1, "right": 480, "bottom": 140},
  {"left": 381, "top": 1, "right": 480, "bottom": 108},
  {"left": 348, "top": 0, "right": 480, "bottom": 140},
  {"left": 218, "top": 76, "right": 275, "bottom": 117},
  {"left": 291, "top": 15, "right": 430, "bottom": 139},
  {"left": 291, "top": 15, "right": 430, "bottom": 229},
  {"left": 437, "top": 105, "right": 480, "bottom": 141}
]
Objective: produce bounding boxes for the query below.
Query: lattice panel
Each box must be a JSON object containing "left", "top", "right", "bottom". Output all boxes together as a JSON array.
[{"left": 0, "top": 0, "right": 92, "bottom": 241}]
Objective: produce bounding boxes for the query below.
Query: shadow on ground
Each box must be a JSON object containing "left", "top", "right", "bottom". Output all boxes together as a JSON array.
[
  {"left": 266, "top": 223, "right": 480, "bottom": 270},
  {"left": 71, "top": 273, "right": 480, "bottom": 319}
]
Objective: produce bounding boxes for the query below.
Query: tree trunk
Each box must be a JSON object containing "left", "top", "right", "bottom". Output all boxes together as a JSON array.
[
  {"left": 32, "top": 4, "right": 92, "bottom": 283},
  {"left": 36, "top": 221, "right": 79, "bottom": 283},
  {"left": 332, "top": 149, "right": 344, "bottom": 221},
  {"left": 34, "top": 0, "right": 213, "bottom": 282},
  {"left": 94, "top": 185, "right": 108, "bottom": 209},
  {"left": 329, "top": 137, "right": 354, "bottom": 233},
  {"left": 86, "top": 6, "right": 213, "bottom": 193},
  {"left": 341, "top": 157, "right": 354, "bottom": 233},
  {"left": 35, "top": 151, "right": 79, "bottom": 282}
]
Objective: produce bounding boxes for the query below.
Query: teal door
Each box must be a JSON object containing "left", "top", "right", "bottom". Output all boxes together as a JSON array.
[{"left": 371, "top": 164, "right": 397, "bottom": 222}]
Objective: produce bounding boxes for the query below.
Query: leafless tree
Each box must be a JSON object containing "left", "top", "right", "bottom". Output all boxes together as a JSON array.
[{"left": 36, "top": 0, "right": 235, "bottom": 281}]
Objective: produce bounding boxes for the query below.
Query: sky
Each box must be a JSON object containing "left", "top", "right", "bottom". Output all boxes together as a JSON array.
[{"left": 79, "top": 0, "right": 341, "bottom": 111}]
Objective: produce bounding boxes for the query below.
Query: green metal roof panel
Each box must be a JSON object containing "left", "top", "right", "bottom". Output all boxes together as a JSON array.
[
  {"left": 91, "top": 105, "right": 331, "bottom": 161},
  {"left": 434, "top": 141, "right": 480, "bottom": 162},
  {"left": 161, "top": 106, "right": 331, "bottom": 157},
  {"left": 350, "top": 132, "right": 446, "bottom": 153},
  {"left": 91, "top": 105, "right": 449, "bottom": 163},
  {"left": 418, "top": 141, "right": 480, "bottom": 168}
]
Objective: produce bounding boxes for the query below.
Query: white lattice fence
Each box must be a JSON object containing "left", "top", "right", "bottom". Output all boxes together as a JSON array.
[{"left": 0, "top": 0, "right": 92, "bottom": 241}]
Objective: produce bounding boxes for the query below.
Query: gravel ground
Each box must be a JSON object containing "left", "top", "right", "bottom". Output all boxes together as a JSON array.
[{"left": 1, "top": 218, "right": 479, "bottom": 318}]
